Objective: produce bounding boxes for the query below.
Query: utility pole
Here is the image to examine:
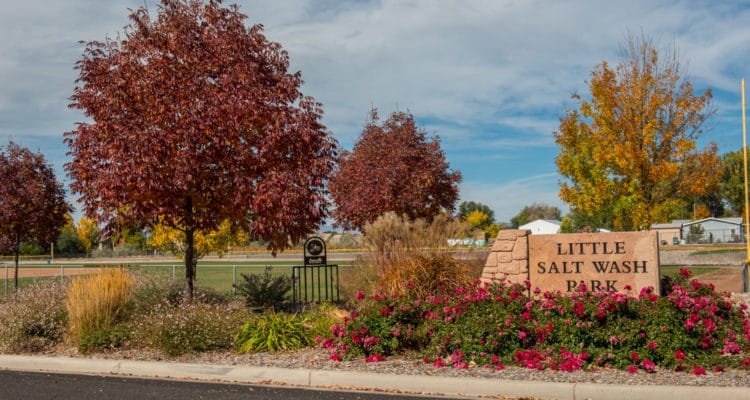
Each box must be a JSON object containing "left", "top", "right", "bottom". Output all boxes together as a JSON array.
[{"left": 742, "top": 80, "right": 749, "bottom": 251}]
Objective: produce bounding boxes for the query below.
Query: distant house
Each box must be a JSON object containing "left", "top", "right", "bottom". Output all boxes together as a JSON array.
[
  {"left": 650, "top": 219, "right": 689, "bottom": 245},
  {"left": 680, "top": 217, "right": 744, "bottom": 244},
  {"left": 519, "top": 219, "right": 561, "bottom": 235}
]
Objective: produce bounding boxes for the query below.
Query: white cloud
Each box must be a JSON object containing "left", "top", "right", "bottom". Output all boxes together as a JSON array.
[
  {"left": 459, "top": 174, "right": 567, "bottom": 223},
  {"left": 2, "top": 0, "right": 750, "bottom": 217}
]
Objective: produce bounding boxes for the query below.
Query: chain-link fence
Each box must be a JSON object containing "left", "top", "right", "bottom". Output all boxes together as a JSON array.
[{"left": 2, "top": 262, "right": 354, "bottom": 301}]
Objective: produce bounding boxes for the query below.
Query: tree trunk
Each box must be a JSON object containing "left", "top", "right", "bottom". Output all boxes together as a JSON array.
[
  {"left": 13, "top": 240, "right": 19, "bottom": 291},
  {"left": 184, "top": 196, "right": 195, "bottom": 300}
]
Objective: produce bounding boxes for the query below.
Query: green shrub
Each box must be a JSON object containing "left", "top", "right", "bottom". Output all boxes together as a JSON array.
[
  {"left": 78, "top": 327, "right": 130, "bottom": 354},
  {"left": 135, "top": 301, "right": 246, "bottom": 356},
  {"left": 129, "top": 274, "right": 185, "bottom": 314},
  {"left": 0, "top": 281, "right": 68, "bottom": 352},
  {"left": 235, "top": 266, "right": 292, "bottom": 311},
  {"left": 300, "top": 303, "right": 347, "bottom": 340},
  {"left": 234, "top": 313, "right": 312, "bottom": 353}
]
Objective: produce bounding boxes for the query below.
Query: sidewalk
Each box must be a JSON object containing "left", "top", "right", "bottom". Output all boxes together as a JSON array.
[{"left": 1, "top": 355, "right": 748, "bottom": 400}]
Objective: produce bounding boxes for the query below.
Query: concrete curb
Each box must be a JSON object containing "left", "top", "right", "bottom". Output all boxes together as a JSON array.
[{"left": 1, "top": 355, "right": 749, "bottom": 400}]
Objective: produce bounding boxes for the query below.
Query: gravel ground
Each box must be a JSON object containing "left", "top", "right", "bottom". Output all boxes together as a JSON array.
[{"left": 46, "top": 346, "right": 750, "bottom": 388}]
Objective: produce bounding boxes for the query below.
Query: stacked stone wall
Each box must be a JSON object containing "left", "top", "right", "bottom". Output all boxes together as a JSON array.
[{"left": 481, "top": 229, "right": 530, "bottom": 285}]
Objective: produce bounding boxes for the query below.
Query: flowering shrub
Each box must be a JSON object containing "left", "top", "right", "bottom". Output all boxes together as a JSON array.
[
  {"left": 0, "top": 281, "right": 68, "bottom": 352},
  {"left": 133, "top": 300, "right": 246, "bottom": 356},
  {"left": 323, "top": 269, "right": 750, "bottom": 374}
]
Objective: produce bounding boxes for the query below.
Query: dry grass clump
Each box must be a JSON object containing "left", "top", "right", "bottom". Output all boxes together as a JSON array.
[
  {"left": 343, "top": 212, "right": 478, "bottom": 298},
  {"left": 381, "top": 253, "right": 475, "bottom": 298},
  {"left": 64, "top": 268, "right": 133, "bottom": 344}
]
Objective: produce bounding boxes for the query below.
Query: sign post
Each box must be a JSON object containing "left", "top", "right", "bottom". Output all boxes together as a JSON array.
[
  {"left": 304, "top": 236, "right": 327, "bottom": 266},
  {"left": 293, "top": 237, "right": 339, "bottom": 305}
]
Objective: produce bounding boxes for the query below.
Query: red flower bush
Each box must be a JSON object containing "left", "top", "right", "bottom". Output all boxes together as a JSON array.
[{"left": 322, "top": 274, "right": 750, "bottom": 374}]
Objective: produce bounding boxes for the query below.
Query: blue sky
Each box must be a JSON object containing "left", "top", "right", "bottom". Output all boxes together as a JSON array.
[{"left": 2, "top": 0, "right": 750, "bottom": 223}]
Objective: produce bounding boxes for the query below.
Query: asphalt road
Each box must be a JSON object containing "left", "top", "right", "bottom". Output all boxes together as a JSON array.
[{"left": 0, "top": 370, "right": 469, "bottom": 400}]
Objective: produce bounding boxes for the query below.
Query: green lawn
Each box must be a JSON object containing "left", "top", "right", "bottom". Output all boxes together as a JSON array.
[
  {"left": 689, "top": 249, "right": 746, "bottom": 256},
  {"left": 1, "top": 260, "right": 354, "bottom": 299},
  {"left": 660, "top": 265, "right": 720, "bottom": 278}
]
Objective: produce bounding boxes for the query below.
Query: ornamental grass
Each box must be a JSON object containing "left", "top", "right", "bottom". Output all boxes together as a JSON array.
[
  {"left": 348, "top": 212, "right": 478, "bottom": 298},
  {"left": 64, "top": 268, "right": 133, "bottom": 346}
]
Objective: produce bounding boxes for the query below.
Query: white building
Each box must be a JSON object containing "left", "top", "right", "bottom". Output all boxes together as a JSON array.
[
  {"left": 680, "top": 217, "right": 744, "bottom": 244},
  {"left": 519, "top": 219, "right": 562, "bottom": 235}
]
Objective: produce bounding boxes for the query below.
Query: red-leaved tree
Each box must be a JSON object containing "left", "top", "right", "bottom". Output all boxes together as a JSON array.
[
  {"left": 65, "top": 0, "right": 337, "bottom": 297},
  {"left": 329, "top": 110, "right": 461, "bottom": 230},
  {"left": 0, "top": 142, "right": 72, "bottom": 290}
]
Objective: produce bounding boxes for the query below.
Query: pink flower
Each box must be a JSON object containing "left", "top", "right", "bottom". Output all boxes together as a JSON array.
[
  {"left": 491, "top": 355, "right": 500, "bottom": 364},
  {"left": 355, "top": 291, "right": 365, "bottom": 300},
  {"left": 631, "top": 352, "right": 640, "bottom": 362},
  {"left": 423, "top": 357, "right": 430, "bottom": 363},
  {"left": 495, "top": 364, "right": 505, "bottom": 371},
  {"left": 627, "top": 365, "right": 639, "bottom": 374},
  {"left": 722, "top": 342, "right": 742, "bottom": 354},
  {"left": 693, "top": 366, "right": 706, "bottom": 376},
  {"left": 365, "top": 354, "right": 385, "bottom": 363},
  {"left": 433, "top": 358, "right": 446, "bottom": 368},
  {"left": 679, "top": 268, "right": 692, "bottom": 278},
  {"left": 675, "top": 349, "right": 685, "bottom": 360},
  {"left": 329, "top": 354, "right": 342, "bottom": 362},
  {"left": 647, "top": 342, "right": 659, "bottom": 350},
  {"left": 641, "top": 359, "right": 656, "bottom": 373}
]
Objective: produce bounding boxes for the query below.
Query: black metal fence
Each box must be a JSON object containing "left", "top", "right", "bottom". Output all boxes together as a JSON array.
[{"left": 292, "top": 264, "right": 340, "bottom": 305}]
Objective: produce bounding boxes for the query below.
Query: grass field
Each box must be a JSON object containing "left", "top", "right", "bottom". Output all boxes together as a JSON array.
[
  {"left": 1, "top": 260, "right": 740, "bottom": 301},
  {"left": 1, "top": 260, "right": 355, "bottom": 299},
  {"left": 659, "top": 265, "right": 719, "bottom": 278}
]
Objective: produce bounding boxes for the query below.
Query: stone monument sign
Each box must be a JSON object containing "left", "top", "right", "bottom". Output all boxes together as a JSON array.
[
  {"left": 529, "top": 231, "right": 659, "bottom": 294},
  {"left": 482, "top": 230, "right": 660, "bottom": 294}
]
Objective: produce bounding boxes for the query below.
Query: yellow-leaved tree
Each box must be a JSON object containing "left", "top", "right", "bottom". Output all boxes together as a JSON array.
[
  {"left": 465, "top": 210, "right": 489, "bottom": 230},
  {"left": 148, "top": 219, "right": 249, "bottom": 261},
  {"left": 76, "top": 217, "right": 101, "bottom": 255},
  {"left": 554, "top": 34, "right": 720, "bottom": 231}
]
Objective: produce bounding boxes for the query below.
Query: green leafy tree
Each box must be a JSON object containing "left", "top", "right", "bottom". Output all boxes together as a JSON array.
[
  {"left": 110, "top": 227, "right": 149, "bottom": 255},
  {"left": 510, "top": 203, "right": 562, "bottom": 228},
  {"left": 457, "top": 201, "right": 495, "bottom": 223},
  {"left": 720, "top": 150, "right": 746, "bottom": 216},
  {"left": 18, "top": 241, "right": 46, "bottom": 256},
  {"left": 554, "top": 34, "right": 718, "bottom": 230},
  {"left": 76, "top": 217, "right": 101, "bottom": 255},
  {"left": 559, "top": 207, "right": 611, "bottom": 233},
  {"left": 55, "top": 216, "right": 87, "bottom": 256}
]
